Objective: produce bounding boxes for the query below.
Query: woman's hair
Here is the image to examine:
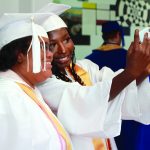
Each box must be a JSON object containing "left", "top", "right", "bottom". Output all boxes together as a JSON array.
[
  {"left": 52, "top": 50, "right": 85, "bottom": 85},
  {"left": 0, "top": 36, "right": 32, "bottom": 71}
]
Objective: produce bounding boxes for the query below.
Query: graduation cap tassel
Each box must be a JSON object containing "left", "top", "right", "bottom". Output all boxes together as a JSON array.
[
  {"left": 39, "top": 35, "right": 46, "bottom": 71},
  {"left": 31, "top": 16, "right": 41, "bottom": 73}
]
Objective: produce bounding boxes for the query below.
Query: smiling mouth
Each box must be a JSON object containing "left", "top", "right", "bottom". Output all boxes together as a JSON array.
[
  {"left": 46, "top": 62, "right": 51, "bottom": 65},
  {"left": 43, "top": 61, "right": 52, "bottom": 69},
  {"left": 55, "top": 56, "right": 71, "bottom": 63}
]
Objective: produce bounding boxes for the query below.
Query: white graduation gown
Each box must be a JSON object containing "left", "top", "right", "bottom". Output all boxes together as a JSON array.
[
  {"left": 37, "top": 59, "right": 150, "bottom": 150},
  {"left": 0, "top": 70, "right": 69, "bottom": 150}
]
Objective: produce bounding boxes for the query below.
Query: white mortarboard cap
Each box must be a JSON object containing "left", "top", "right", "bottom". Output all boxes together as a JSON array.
[
  {"left": 0, "top": 13, "right": 49, "bottom": 73},
  {"left": 0, "top": 13, "right": 48, "bottom": 49},
  {"left": 42, "top": 14, "right": 67, "bottom": 32},
  {"left": 36, "top": 2, "right": 71, "bottom": 32}
]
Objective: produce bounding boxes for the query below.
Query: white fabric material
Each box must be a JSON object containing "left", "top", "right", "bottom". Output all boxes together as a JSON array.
[
  {"left": 37, "top": 59, "right": 150, "bottom": 150},
  {"left": 0, "top": 70, "right": 69, "bottom": 150},
  {"left": 31, "top": 21, "right": 42, "bottom": 73},
  {"left": 121, "top": 77, "right": 150, "bottom": 124},
  {"left": 42, "top": 14, "right": 67, "bottom": 32},
  {"left": 0, "top": 14, "right": 48, "bottom": 49},
  {"left": 37, "top": 2, "right": 71, "bottom": 15},
  {"left": 36, "top": 2, "right": 70, "bottom": 32}
]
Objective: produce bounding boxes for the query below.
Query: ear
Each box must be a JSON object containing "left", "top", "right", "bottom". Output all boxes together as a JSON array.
[{"left": 17, "top": 53, "right": 25, "bottom": 63}]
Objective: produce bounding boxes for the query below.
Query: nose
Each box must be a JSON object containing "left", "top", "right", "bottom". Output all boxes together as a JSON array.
[
  {"left": 46, "top": 50, "right": 53, "bottom": 61},
  {"left": 58, "top": 43, "right": 66, "bottom": 53}
]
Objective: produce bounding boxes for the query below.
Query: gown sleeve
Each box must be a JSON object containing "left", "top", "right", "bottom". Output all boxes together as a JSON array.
[
  {"left": 38, "top": 59, "right": 150, "bottom": 138},
  {"left": 121, "top": 77, "right": 150, "bottom": 124},
  {"left": 38, "top": 66, "right": 124, "bottom": 138}
]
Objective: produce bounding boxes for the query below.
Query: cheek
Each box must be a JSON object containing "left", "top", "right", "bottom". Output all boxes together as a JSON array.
[
  {"left": 62, "top": 43, "right": 74, "bottom": 55},
  {"left": 52, "top": 52, "right": 57, "bottom": 58},
  {"left": 68, "top": 42, "right": 74, "bottom": 52}
]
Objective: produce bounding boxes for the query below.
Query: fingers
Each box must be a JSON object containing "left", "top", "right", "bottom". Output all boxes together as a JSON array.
[
  {"left": 140, "top": 32, "right": 150, "bottom": 62},
  {"left": 144, "top": 35, "right": 150, "bottom": 56},
  {"left": 127, "top": 29, "right": 150, "bottom": 77},
  {"left": 142, "top": 32, "right": 149, "bottom": 54},
  {"left": 146, "top": 64, "right": 150, "bottom": 74},
  {"left": 127, "top": 42, "right": 134, "bottom": 56},
  {"left": 145, "top": 39, "right": 150, "bottom": 56},
  {"left": 134, "top": 29, "right": 140, "bottom": 51},
  {"left": 142, "top": 32, "right": 148, "bottom": 44},
  {"left": 134, "top": 29, "right": 150, "bottom": 57}
]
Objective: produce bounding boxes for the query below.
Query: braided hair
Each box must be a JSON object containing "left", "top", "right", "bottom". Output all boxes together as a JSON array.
[{"left": 52, "top": 49, "right": 85, "bottom": 85}]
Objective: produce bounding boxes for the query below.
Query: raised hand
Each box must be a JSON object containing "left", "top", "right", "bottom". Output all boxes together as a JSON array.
[
  {"left": 146, "top": 64, "right": 150, "bottom": 74},
  {"left": 109, "top": 29, "right": 150, "bottom": 100},
  {"left": 125, "top": 29, "right": 150, "bottom": 78}
]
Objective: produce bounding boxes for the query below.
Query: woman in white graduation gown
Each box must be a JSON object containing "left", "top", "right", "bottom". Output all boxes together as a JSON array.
[
  {"left": 0, "top": 13, "right": 72, "bottom": 150},
  {"left": 37, "top": 12, "right": 150, "bottom": 150}
]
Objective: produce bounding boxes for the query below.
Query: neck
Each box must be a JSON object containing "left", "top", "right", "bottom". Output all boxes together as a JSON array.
[
  {"left": 11, "top": 68, "right": 35, "bottom": 89},
  {"left": 105, "top": 40, "right": 120, "bottom": 45}
]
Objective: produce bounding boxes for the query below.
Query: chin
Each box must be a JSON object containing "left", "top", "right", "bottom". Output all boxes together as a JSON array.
[
  {"left": 39, "top": 71, "right": 52, "bottom": 81},
  {"left": 58, "top": 64, "right": 68, "bottom": 70},
  {"left": 62, "top": 61, "right": 71, "bottom": 68}
]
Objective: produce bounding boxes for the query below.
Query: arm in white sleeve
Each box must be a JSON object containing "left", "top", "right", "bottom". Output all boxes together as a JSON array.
[
  {"left": 121, "top": 77, "right": 150, "bottom": 124},
  {"left": 38, "top": 73, "right": 125, "bottom": 138}
]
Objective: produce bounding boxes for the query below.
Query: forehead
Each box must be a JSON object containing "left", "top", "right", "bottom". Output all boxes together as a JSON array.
[{"left": 48, "top": 28, "right": 69, "bottom": 39}]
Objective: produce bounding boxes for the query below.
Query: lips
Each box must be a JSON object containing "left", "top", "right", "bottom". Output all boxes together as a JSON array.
[
  {"left": 55, "top": 55, "right": 71, "bottom": 64},
  {"left": 46, "top": 61, "right": 52, "bottom": 69},
  {"left": 41, "top": 61, "right": 52, "bottom": 70}
]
